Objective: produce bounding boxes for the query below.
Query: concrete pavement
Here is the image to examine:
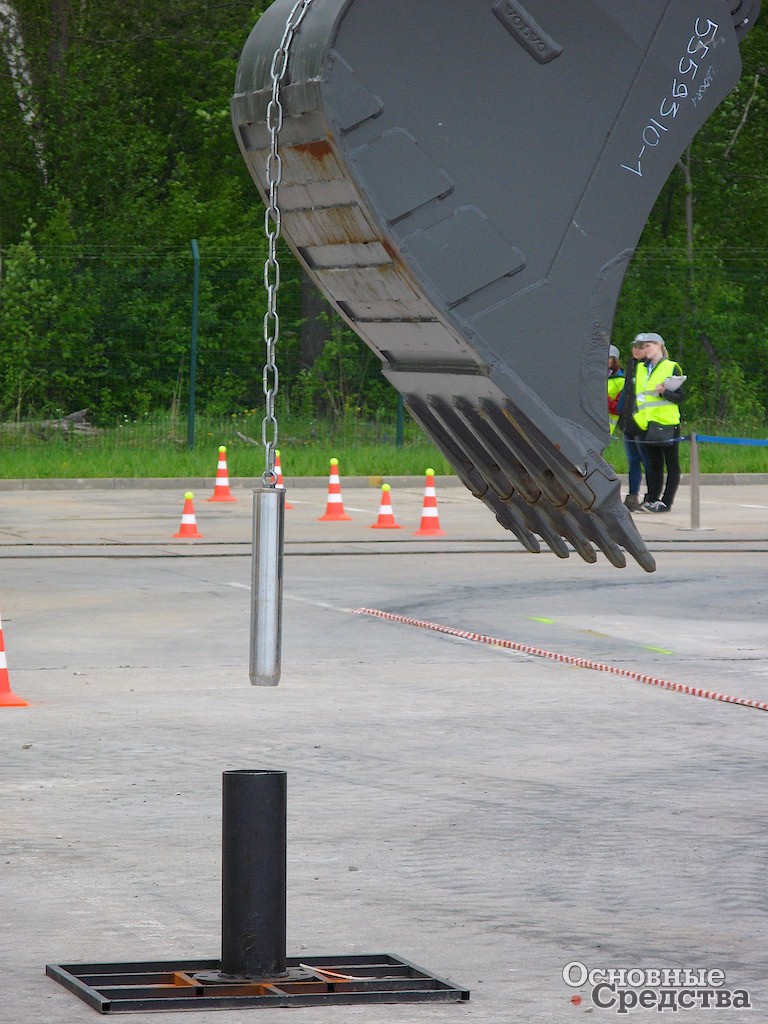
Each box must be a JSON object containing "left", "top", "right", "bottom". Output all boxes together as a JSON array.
[{"left": 1, "top": 478, "right": 767, "bottom": 1022}]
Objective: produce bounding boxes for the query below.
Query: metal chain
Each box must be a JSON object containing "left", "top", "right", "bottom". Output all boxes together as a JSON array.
[{"left": 261, "top": 0, "right": 316, "bottom": 484}]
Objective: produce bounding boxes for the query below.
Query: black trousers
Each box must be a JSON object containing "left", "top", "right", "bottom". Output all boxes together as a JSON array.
[{"left": 644, "top": 439, "right": 681, "bottom": 507}]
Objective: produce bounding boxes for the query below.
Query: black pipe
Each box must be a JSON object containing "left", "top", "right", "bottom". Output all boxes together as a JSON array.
[{"left": 221, "top": 770, "right": 287, "bottom": 978}]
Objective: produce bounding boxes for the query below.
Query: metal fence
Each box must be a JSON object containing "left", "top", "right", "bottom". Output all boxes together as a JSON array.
[
  {"left": 0, "top": 241, "right": 360, "bottom": 427},
  {"left": 1, "top": 243, "right": 767, "bottom": 437}
]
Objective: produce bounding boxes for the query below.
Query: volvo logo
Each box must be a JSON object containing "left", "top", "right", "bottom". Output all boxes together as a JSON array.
[{"left": 492, "top": 0, "right": 563, "bottom": 64}]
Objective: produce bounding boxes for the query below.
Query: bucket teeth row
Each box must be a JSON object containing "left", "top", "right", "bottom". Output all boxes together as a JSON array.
[{"left": 407, "top": 394, "right": 654, "bottom": 570}]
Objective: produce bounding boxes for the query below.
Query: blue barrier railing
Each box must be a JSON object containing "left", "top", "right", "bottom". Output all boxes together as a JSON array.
[{"left": 695, "top": 434, "right": 768, "bottom": 447}]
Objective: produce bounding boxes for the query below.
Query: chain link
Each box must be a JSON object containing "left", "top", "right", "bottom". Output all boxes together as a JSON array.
[{"left": 261, "top": 0, "right": 316, "bottom": 484}]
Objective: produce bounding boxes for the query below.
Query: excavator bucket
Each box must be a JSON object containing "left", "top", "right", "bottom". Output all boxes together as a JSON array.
[{"left": 232, "top": 0, "right": 760, "bottom": 571}]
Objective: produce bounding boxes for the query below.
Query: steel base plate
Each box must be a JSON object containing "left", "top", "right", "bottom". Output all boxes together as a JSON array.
[{"left": 46, "top": 953, "right": 470, "bottom": 1012}]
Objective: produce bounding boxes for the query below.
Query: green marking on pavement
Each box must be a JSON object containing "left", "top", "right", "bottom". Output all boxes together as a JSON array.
[{"left": 643, "top": 645, "right": 674, "bottom": 655}]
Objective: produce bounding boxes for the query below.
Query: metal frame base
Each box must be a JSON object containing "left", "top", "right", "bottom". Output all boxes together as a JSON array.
[{"left": 46, "top": 953, "right": 470, "bottom": 1013}]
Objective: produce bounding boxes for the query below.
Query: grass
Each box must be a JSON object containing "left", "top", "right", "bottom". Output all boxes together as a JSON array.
[
  {"left": 1, "top": 411, "right": 767, "bottom": 479},
  {"left": 0, "top": 411, "right": 453, "bottom": 479}
]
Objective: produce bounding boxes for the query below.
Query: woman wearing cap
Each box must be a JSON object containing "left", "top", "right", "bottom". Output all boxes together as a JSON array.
[
  {"left": 631, "top": 332, "right": 685, "bottom": 513},
  {"left": 607, "top": 344, "right": 625, "bottom": 436},
  {"left": 616, "top": 339, "right": 651, "bottom": 512}
]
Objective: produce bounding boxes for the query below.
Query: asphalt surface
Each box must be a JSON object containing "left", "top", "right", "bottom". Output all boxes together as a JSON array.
[{"left": 2, "top": 477, "right": 767, "bottom": 1023}]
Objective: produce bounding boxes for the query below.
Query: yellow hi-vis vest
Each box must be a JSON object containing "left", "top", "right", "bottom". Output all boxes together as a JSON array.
[
  {"left": 607, "top": 374, "right": 625, "bottom": 435},
  {"left": 633, "top": 358, "right": 682, "bottom": 431}
]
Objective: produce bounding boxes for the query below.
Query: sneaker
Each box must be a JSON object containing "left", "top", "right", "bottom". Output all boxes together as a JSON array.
[
  {"left": 643, "top": 500, "right": 669, "bottom": 513},
  {"left": 624, "top": 494, "right": 642, "bottom": 512}
]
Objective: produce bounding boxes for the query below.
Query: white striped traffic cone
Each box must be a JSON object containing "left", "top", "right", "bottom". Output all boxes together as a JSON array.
[
  {"left": 414, "top": 468, "right": 446, "bottom": 536},
  {"left": 0, "top": 612, "right": 28, "bottom": 708},
  {"left": 173, "top": 491, "right": 203, "bottom": 539},
  {"left": 208, "top": 445, "right": 238, "bottom": 502},
  {"left": 370, "top": 484, "right": 403, "bottom": 529},
  {"left": 274, "top": 450, "right": 294, "bottom": 509},
  {"left": 318, "top": 457, "right": 352, "bottom": 521}
]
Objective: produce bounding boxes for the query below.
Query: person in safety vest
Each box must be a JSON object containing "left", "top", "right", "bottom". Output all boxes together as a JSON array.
[
  {"left": 631, "top": 332, "right": 685, "bottom": 513},
  {"left": 607, "top": 344, "right": 625, "bottom": 436},
  {"left": 616, "top": 338, "right": 651, "bottom": 512}
]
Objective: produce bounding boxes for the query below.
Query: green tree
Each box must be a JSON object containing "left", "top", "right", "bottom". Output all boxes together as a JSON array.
[{"left": 1, "top": 3, "right": 766, "bottom": 427}]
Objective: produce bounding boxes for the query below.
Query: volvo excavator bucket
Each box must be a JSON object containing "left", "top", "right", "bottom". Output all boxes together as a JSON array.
[{"left": 232, "top": 0, "right": 760, "bottom": 572}]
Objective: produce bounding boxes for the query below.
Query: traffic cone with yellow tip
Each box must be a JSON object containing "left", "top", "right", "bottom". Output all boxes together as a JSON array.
[
  {"left": 414, "top": 468, "right": 446, "bottom": 536},
  {"left": 274, "top": 449, "right": 293, "bottom": 509},
  {"left": 173, "top": 492, "right": 203, "bottom": 539},
  {"left": 0, "top": 613, "right": 28, "bottom": 708},
  {"left": 370, "top": 484, "right": 402, "bottom": 529},
  {"left": 208, "top": 445, "right": 237, "bottom": 502},
  {"left": 318, "top": 457, "right": 352, "bottom": 521}
]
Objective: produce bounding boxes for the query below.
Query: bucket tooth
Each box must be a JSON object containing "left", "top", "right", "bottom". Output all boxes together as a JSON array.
[
  {"left": 429, "top": 395, "right": 595, "bottom": 563},
  {"left": 430, "top": 398, "right": 534, "bottom": 507},
  {"left": 471, "top": 401, "right": 575, "bottom": 515},
  {"left": 548, "top": 507, "right": 599, "bottom": 565},
  {"left": 453, "top": 398, "right": 552, "bottom": 507},
  {"left": 406, "top": 396, "right": 542, "bottom": 554},
  {"left": 233, "top": 0, "right": 759, "bottom": 572},
  {"left": 514, "top": 505, "right": 571, "bottom": 561},
  {"left": 405, "top": 395, "right": 490, "bottom": 500},
  {"left": 483, "top": 402, "right": 597, "bottom": 511},
  {"left": 489, "top": 498, "right": 543, "bottom": 556}
]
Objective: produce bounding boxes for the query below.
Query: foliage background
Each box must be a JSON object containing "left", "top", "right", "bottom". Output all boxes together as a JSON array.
[{"left": 0, "top": 2, "right": 766, "bottom": 431}]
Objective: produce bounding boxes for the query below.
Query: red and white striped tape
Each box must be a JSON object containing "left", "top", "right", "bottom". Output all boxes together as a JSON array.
[{"left": 353, "top": 607, "right": 768, "bottom": 714}]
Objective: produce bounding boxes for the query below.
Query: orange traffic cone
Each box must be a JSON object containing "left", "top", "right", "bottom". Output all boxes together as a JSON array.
[
  {"left": 370, "top": 484, "right": 402, "bottom": 529},
  {"left": 173, "top": 491, "right": 203, "bottom": 539},
  {"left": 414, "top": 468, "right": 446, "bottom": 536},
  {"left": 318, "top": 457, "right": 352, "bottom": 521},
  {"left": 0, "top": 613, "right": 28, "bottom": 708},
  {"left": 208, "top": 445, "right": 237, "bottom": 502},
  {"left": 274, "top": 449, "right": 294, "bottom": 509}
]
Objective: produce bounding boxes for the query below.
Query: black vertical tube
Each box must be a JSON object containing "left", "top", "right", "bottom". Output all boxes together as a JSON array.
[{"left": 221, "top": 770, "right": 287, "bottom": 978}]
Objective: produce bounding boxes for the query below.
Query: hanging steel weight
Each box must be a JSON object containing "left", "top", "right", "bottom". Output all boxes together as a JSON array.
[
  {"left": 250, "top": 0, "right": 315, "bottom": 686},
  {"left": 250, "top": 485, "right": 285, "bottom": 686}
]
